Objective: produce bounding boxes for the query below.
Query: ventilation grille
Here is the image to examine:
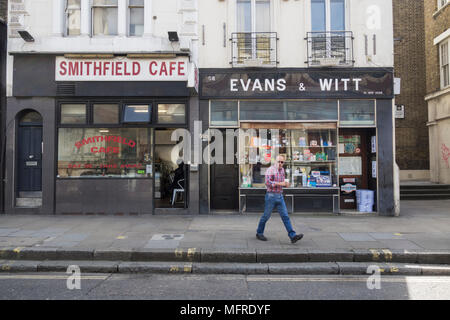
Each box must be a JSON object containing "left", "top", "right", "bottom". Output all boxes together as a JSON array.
[{"left": 56, "top": 82, "right": 76, "bottom": 96}]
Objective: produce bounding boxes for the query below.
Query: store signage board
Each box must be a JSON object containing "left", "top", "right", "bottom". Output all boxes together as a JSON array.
[
  {"left": 55, "top": 57, "right": 189, "bottom": 81},
  {"left": 200, "top": 69, "right": 394, "bottom": 99}
]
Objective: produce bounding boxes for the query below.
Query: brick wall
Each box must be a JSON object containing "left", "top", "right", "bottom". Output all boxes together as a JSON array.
[
  {"left": 424, "top": 0, "right": 450, "bottom": 94},
  {"left": 393, "top": 0, "right": 429, "bottom": 170},
  {"left": 0, "top": 0, "right": 7, "bottom": 23}
]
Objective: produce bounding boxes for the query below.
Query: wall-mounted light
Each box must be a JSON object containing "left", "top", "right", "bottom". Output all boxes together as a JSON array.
[
  {"left": 18, "top": 31, "right": 35, "bottom": 42},
  {"left": 168, "top": 31, "right": 179, "bottom": 42}
]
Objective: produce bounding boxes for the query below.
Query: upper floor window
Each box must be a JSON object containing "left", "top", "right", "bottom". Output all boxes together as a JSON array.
[
  {"left": 237, "top": 0, "right": 270, "bottom": 33},
  {"left": 311, "top": 0, "right": 345, "bottom": 32},
  {"left": 438, "top": 0, "right": 449, "bottom": 10},
  {"left": 129, "top": 0, "right": 144, "bottom": 36},
  {"left": 441, "top": 41, "right": 450, "bottom": 89},
  {"left": 92, "top": 0, "right": 118, "bottom": 36},
  {"left": 65, "top": 0, "right": 81, "bottom": 36}
]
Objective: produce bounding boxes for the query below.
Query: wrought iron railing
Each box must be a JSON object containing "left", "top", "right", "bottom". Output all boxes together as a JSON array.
[
  {"left": 230, "top": 32, "right": 278, "bottom": 67},
  {"left": 306, "top": 31, "right": 354, "bottom": 67}
]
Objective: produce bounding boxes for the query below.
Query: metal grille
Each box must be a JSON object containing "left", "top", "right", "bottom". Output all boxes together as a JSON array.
[
  {"left": 56, "top": 82, "right": 76, "bottom": 96},
  {"left": 230, "top": 32, "right": 278, "bottom": 67},
  {"left": 306, "top": 31, "right": 354, "bottom": 67}
]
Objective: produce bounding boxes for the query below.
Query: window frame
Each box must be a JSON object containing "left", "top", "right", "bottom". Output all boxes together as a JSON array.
[
  {"left": 128, "top": 0, "right": 145, "bottom": 37},
  {"left": 64, "top": 0, "right": 82, "bottom": 37},
  {"left": 236, "top": 0, "right": 272, "bottom": 33},
  {"left": 91, "top": 0, "right": 119, "bottom": 37},
  {"left": 310, "top": 0, "right": 348, "bottom": 32},
  {"left": 156, "top": 103, "right": 187, "bottom": 125},
  {"left": 440, "top": 40, "right": 450, "bottom": 89},
  {"left": 56, "top": 98, "right": 189, "bottom": 180}
]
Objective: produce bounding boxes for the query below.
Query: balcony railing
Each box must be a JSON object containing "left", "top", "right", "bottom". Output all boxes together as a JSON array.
[
  {"left": 230, "top": 32, "right": 278, "bottom": 67},
  {"left": 306, "top": 31, "right": 354, "bottom": 67}
]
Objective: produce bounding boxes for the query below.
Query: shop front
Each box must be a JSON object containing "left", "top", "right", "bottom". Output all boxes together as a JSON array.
[
  {"left": 5, "top": 54, "right": 198, "bottom": 215},
  {"left": 199, "top": 68, "right": 395, "bottom": 216}
]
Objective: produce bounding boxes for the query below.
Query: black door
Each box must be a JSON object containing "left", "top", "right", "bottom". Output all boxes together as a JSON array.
[
  {"left": 17, "top": 126, "right": 42, "bottom": 192},
  {"left": 211, "top": 164, "right": 239, "bottom": 210},
  {"left": 210, "top": 130, "right": 239, "bottom": 211}
]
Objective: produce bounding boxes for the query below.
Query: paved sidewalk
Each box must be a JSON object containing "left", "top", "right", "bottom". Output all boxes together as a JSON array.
[{"left": 0, "top": 200, "right": 449, "bottom": 252}]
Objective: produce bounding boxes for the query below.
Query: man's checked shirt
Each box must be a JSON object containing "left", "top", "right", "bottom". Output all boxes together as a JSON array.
[{"left": 265, "top": 165, "right": 285, "bottom": 194}]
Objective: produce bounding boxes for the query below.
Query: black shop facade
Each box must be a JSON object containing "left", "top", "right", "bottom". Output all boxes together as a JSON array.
[
  {"left": 4, "top": 53, "right": 199, "bottom": 215},
  {"left": 198, "top": 68, "right": 396, "bottom": 216}
]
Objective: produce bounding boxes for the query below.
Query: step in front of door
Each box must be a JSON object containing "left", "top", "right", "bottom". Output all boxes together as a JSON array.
[{"left": 16, "top": 198, "right": 42, "bottom": 208}]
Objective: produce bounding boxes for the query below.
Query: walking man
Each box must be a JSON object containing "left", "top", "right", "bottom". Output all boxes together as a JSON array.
[{"left": 256, "top": 155, "right": 303, "bottom": 243}]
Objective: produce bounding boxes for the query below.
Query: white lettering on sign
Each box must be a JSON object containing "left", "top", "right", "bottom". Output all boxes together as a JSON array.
[
  {"left": 55, "top": 57, "right": 189, "bottom": 81},
  {"left": 319, "top": 78, "right": 362, "bottom": 91},
  {"left": 229, "top": 78, "right": 362, "bottom": 93},
  {"left": 230, "top": 78, "right": 286, "bottom": 92}
]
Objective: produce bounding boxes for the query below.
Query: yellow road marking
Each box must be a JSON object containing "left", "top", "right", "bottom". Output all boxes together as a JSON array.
[
  {"left": 174, "top": 249, "right": 183, "bottom": 258},
  {"left": 382, "top": 249, "right": 393, "bottom": 261},
  {"left": 246, "top": 277, "right": 450, "bottom": 283},
  {"left": 116, "top": 236, "right": 127, "bottom": 240},
  {"left": 169, "top": 266, "right": 180, "bottom": 273},
  {"left": 369, "top": 249, "right": 380, "bottom": 261},
  {"left": 13, "top": 247, "right": 24, "bottom": 254},
  {"left": 187, "top": 248, "right": 196, "bottom": 260},
  {"left": 183, "top": 265, "right": 192, "bottom": 273}
]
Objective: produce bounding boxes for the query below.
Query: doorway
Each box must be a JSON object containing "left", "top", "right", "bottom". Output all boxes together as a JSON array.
[
  {"left": 16, "top": 111, "right": 43, "bottom": 207},
  {"left": 338, "top": 128, "right": 377, "bottom": 211},
  {"left": 210, "top": 129, "right": 239, "bottom": 212},
  {"left": 154, "top": 128, "right": 188, "bottom": 209}
]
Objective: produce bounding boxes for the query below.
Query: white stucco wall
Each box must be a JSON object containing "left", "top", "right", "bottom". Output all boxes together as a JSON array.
[
  {"left": 198, "top": 0, "right": 394, "bottom": 68},
  {"left": 7, "top": 0, "right": 199, "bottom": 96}
]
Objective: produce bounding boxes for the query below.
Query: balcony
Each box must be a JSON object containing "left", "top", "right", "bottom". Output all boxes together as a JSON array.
[
  {"left": 230, "top": 32, "right": 278, "bottom": 68},
  {"left": 306, "top": 31, "right": 354, "bottom": 67}
]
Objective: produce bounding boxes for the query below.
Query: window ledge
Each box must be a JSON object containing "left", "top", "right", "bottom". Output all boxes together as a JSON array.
[{"left": 433, "top": 2, "right": 449, "bottom": 18}]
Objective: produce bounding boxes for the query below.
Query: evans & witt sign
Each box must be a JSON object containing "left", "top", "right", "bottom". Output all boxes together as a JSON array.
[{"left": 199, "top": 69, "right": 394, "bottom": 99}]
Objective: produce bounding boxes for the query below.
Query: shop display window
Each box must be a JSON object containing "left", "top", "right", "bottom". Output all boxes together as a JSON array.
[
  {"left": 239, "top": 127, "right": 338, "bottom": 188},
  {"left": 210, "top": 101, "right": 239, "bottom": 127},
  {"left": 234, "top": 100, "right": 338, "bottom": 122},
  {"left": 93, "top": 104, "right": 120, "bottom": 124},
  {"left": 157, "top": 104, "right": 186, "bottom": 124},
  {"left": 60, "top": 104, "right": 87, "bottom": 124},
  {"left": 123, "top": 104, "right": 151, "bottom": 123},
  {"left": 339, "top": 100, "right": 375, "bottom": 126},
  {"left": 57, "top": 127, "right": 152, "bottom": 178}
]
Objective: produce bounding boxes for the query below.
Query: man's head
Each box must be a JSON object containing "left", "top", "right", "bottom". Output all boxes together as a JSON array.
[{"left": 275, "top": 155, "right": 285, "bottom": 169}]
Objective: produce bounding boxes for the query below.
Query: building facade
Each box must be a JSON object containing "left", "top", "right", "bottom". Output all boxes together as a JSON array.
[
  {"left": 198, "top": 0, "right": 397, "bottom": 216},
  {"left": 392, "top": 0, "right": 429, "bottom": 182},
  {"left": 424, "top": 0, "right": 450, "bottom": 184},
  {"left": 5, "top": 0, "right": 200, "bottom": 214},
  {"left": 4, "top": 0, "right": 398, "bottom": 216}
]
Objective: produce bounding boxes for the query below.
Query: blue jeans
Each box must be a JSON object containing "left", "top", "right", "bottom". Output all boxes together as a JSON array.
[{"left": 257, "top": 193, "right": 296, "bottom": 239}]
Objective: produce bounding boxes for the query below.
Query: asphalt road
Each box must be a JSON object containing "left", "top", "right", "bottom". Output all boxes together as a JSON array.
[{"left": 0, "top": 273, "right": 449, "bottom": 300}]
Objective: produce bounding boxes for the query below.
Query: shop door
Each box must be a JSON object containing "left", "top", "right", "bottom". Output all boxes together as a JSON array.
[
  {"left": 210, "top": 130, "right": 239, "bottom": 211},
  {"left": 339, "top": 129, "right": 368, "bottom": 210},
  {"left": 17, "top": 126, "right": 42, "bottom": 192}
]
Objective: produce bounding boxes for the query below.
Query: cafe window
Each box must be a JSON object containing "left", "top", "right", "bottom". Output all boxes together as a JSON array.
[
  {"left": 129, "top": 0, "right": 144, "bottom": 36},
  {"left": 92, "top": 0, "right": 118, "bottom": 36},
  {"left": 123, "top": 105, "right": 151, "bottom": 123},
  {"left": 57, "top": 127, "right": 152, "bottom": 178},
  {"left": 157, "top": 104, "right": 186, "bottom": 124},
  {"left": 210, "top": 101, "right": 239, "bottom": 127},
  {"left": 339, "top": 100, "right": 375, "bottom": 126},
  {"left": 93, "top": 104, "right": 120, "bottom": 124},
  {"left": 65, "top": 0, "right": 81, "bottom": 36},
  {"left": 61, "top": 104, "right": 87, "bottom": 124}
]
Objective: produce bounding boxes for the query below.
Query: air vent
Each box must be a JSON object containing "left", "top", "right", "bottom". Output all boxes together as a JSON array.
[{"left": 56, "top": 82, "right": 76, "bottom": 96}]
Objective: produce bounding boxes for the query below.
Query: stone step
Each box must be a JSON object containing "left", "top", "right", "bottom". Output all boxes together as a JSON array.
[{"left": 15, "top": 198, "right": 42, "bottom": 208}]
